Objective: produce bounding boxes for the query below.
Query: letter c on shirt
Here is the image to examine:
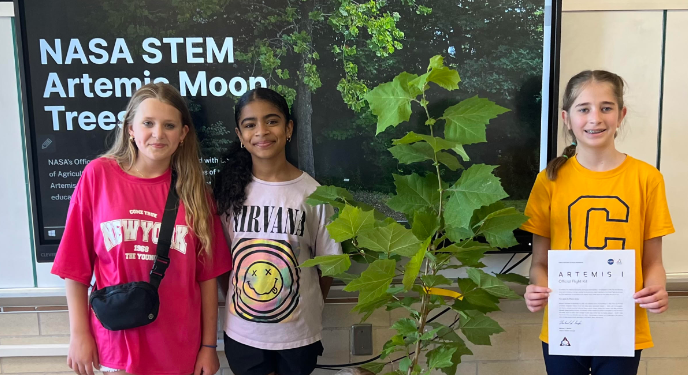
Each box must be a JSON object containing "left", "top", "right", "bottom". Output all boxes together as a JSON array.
[{"left": 568, "top": 196, "right": 629, "bottom": 250}]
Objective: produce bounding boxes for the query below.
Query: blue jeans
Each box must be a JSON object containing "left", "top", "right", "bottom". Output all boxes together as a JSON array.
[{"left": 542, "top": 342, "right": 642, "bottom": 375}]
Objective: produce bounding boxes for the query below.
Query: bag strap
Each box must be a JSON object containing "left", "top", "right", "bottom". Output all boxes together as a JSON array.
[{"left": 149, "top": 171, "right": 179, "bottom": 289}]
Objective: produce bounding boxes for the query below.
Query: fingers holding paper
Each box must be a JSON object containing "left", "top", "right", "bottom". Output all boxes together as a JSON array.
[
  {"left": 634, "top": 285, "right": 669, "bottom": 313},
  {"left": 525, "top": 284, "right": 551, "bottom": 312}
]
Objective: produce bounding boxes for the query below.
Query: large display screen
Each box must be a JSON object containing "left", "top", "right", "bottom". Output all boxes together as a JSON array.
[{"left": 15, "top": 0, "right": 560, "bottom": 262}]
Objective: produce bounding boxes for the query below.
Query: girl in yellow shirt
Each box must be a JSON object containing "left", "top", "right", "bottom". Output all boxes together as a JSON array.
[{"left": 522, "top": 70, "right": 674, "bottom": 375}]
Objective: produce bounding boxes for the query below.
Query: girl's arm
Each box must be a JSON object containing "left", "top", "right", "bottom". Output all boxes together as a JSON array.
[
  {"left": 318, "top": 272, "right": 333, "bottom": 300},
  {"left": 65, "top": 278, "right": 99, "bottom": 375},
  {"left": 194, "top": 278, "right": 220, "bottom": 375},
  {"left": 634, "top": 237, "right": 669, "bottom": 313},
  {"left": 525, "top": 234, "right": 551, "bottom": 312},
  {"left": 217, "top": 271, "right": 230, "bottom": 298}
]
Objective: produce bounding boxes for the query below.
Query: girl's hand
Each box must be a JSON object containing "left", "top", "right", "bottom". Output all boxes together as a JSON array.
[
  {"left": 525, "top": 285, "right": 551, "bottom": 312},
  {"left": 67, "top": 331, "right": 100, "bottom": 375},
  {"left": 634, "top": 285, "right": 669, "bottom": 313},
  {"left": 194, "top": 346, "right": 220, "bottom": 375}
]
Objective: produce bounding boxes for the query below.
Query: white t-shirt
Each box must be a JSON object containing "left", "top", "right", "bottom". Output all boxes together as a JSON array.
[{"left": 222, "top": 172, "right": 342, "bottom": 350}]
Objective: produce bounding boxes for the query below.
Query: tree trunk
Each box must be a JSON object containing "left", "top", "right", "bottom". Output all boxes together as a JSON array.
[{"left": 295, "top": 0, "right": 315, "bottom": 177}]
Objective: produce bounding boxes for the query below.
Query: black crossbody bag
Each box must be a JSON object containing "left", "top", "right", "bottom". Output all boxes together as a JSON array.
[{"left": 89, "top": 172, "right": 179, "bottom": 331}]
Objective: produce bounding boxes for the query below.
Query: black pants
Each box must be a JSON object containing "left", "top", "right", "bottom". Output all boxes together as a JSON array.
[
  {"left": 224, "top": 333, "right": 323, "bottom": 375},
  {"left": 542, "top": 342, "right": 642, "bottom": 375}
]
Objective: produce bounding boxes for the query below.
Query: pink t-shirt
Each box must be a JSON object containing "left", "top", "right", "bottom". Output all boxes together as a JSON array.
[{"left": 51, "top": 157, "right": 232, "bottom": 375}]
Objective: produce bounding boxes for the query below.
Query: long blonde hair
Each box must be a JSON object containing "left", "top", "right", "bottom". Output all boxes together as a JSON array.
[
  {"left": 102, "top": 83, "right": 213, "bottom": 257},
  {"left": 546, "top": 70, "right": 626, "bottom": 180}
]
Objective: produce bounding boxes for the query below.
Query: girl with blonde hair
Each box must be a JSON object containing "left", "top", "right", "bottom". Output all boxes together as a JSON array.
[{"left": 52, "top": 83, "right": 232, "bottom": 375}]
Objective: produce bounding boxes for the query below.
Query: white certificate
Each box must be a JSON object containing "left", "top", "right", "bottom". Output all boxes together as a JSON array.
[{"left": 548, "top": 250, "right": 635, "bottom": 357}]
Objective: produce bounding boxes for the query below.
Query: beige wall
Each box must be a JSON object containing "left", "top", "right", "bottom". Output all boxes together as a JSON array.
[
  {"left": 559, "top": 7, "right": 688, "bottom": 275},
  {"left": 557, "top": 10, "right": 663, "bottom": 166},
  {"left": 660, "top": 11, "right": 688, "bottom": 275},
  {"left": 563, "top": 0, "right": 688, "bottom": 11}
]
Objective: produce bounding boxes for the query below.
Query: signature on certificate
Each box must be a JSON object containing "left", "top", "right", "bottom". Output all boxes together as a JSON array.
[{"left": 559, "top": 320, "right": 583, "bottom": 325}]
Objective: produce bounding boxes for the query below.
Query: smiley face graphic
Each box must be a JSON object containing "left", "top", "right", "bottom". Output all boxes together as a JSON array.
[
  {"left": 231, "top": 238, "right": 300, "bottom": 323},
  {"left": 243, "top": 261, "right": 283, "bottom": 302}
]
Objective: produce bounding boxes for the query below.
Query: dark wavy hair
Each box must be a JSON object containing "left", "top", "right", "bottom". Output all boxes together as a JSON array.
[{"left": 213, "top": 88, "right": 292, "bottom": 215}]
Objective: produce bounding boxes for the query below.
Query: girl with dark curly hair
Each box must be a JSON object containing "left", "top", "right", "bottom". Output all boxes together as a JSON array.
[{"left": 214, "top": 88, "right": 341, "bottom": 375}]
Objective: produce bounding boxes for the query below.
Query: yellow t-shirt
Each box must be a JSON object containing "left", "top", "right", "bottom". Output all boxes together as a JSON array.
[{"left": 521, "top": 155, "right": 674, "bottom": 350}]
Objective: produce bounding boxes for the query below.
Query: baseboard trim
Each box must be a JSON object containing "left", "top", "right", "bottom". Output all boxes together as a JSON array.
[
  {"left": 667, "top": 273, "right": 688, "bottom": 292},
  {"left": 0, "top": 3, "right": 14, "bottom": 17},
  {"left": 667, "top": 272, "right": 688, "bottom": 281},
  {"left": 0, "top": 344, "right": 68, "bottom": 357}
]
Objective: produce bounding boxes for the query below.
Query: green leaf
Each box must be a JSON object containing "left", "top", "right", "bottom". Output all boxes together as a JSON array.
[
  {"left": 408, "top": 72, "right": 431, "bottom": 95},
  {"left": 409, "top": 64, "right": 460, "bottom": 93},
  {"left": 357, "top": 222, "right": 422, "bottom": 256},
  {"left": 361, "top": 362, "right": 387, "bottom": 374},
  {"left": 353, "top": 294, "right": 393, "bottom": 322},
  {"left": 387, "top": 173, "right": 443, "bottom": 216},
  {"left": 444, "top": 164, "right": 508, "bottom": 229},
  {"left": 456, "top": 278, "right": 500, "bottom": 312},
  {"left": 433, "top": 235, "right": 447, "bottom": 248},
  {"left": 375, "top": 216, "right": 398, "bottom": 228},
  {"left": 412, "top": 284, "right": 427, "bottom": 296},
  {"left": 428, "top": 322, "right": 462, "bottom": 343},
  {"left": 420, "top": 326, "right": 443, "bottom": 341},
  {"left": 452, "top": 144, "right": 470, "bottom": 162},
  {"left": 442, "top": 96, "right": 510, "bottom": 144},
  {"left": 306, "top": 185, "right": 353, "bottom": 209},
  {"left": 396, "top": 71, "right": 423, "bottom": 97},
  {"left": 427, "top": 345, "right": 457, "bottom": 369},
  {"left": 437, "top": 342, "right": 473, "bottom": 375},
  {"left": 380, "top": 334, "right": 405, "bottom": 359},
  {"left": 327, "top": 205, "right": 376, "bottom": 242},
  {"left": 412, "top": 211, "right": 440, "bottom": 240},
  {"left": 299, "top": 254, "right": 351, "bottom": 276},
  {"left": 441, "top": 243, "right": 491, "bottom": 267},
  {"left": 473, "top": 202, "right": 507, "bottom": 223},
  {"left": 387, "top": 297, "right": 421, "bottom": 319},
  {"left": 392, "top": 131, "right": 424, "bottom": 145},
  {"left": 429, "top": 55, "right": 445, "bottom": 70},
  {"left": 467, "top": 268, "right": 521, "bottom": 299},
  {"left": 421, "top": 274, "right": 452, "bottom": 287},
  {"left": 341, "top": 239, "right": 359, "bottom": 254},
  {"left": 423, "top": 137, "right": 460, "bottom": 153},
  {"left": 424, "top": 250, "right": 438, "bottom": 264},
  {"left": 459, "top": 310, "right": 505, "bottom": 345},
  {"left": 459, "top": 290, "right": 501, "bottom": 313},
  {"left": 496, "top": 273, "right": 530, "bottom": 285},
  {"left": 445, "top": 225, "right": 473, "bottom": 243},
  {"left": 344, "top": 259, "right": 396, "bottom": 304},
  {"left": 403, "top": 237, "right": 430, "bottom": 291},
  {"left": 366, "top": 73, "right": 417, "bottom": 134},
  {"left": 387, "top": 285, "right": 405, "bottom": 295},
  {"left": 452, "top": 297, "right": 480, "bottom": 313},
  {"left": 398, "top": 357, "right": 412, "bottom": 373},
  {"left": 457, "top": 277, "right": 477, "bottom": 293},
  {"left": 392, "top": 318, "right": 418, "bottom": 336},
  {"left": 476, "top": 207, "right": 529, "bottom": 248},
  {"left": 426, "top": 66, "right": 461, "bottom": 91},
  {"left": 332, "top": 272, "right": 358, "bottom": 284},
  {"left": 388, "top": 143, "right": 434, "bottom": 165},
  {"left": 436, "top": 152, "right": 462, "bottom": 171},
  {"left": 393, "top": 132, "right": 460, "bottom": 153}
]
